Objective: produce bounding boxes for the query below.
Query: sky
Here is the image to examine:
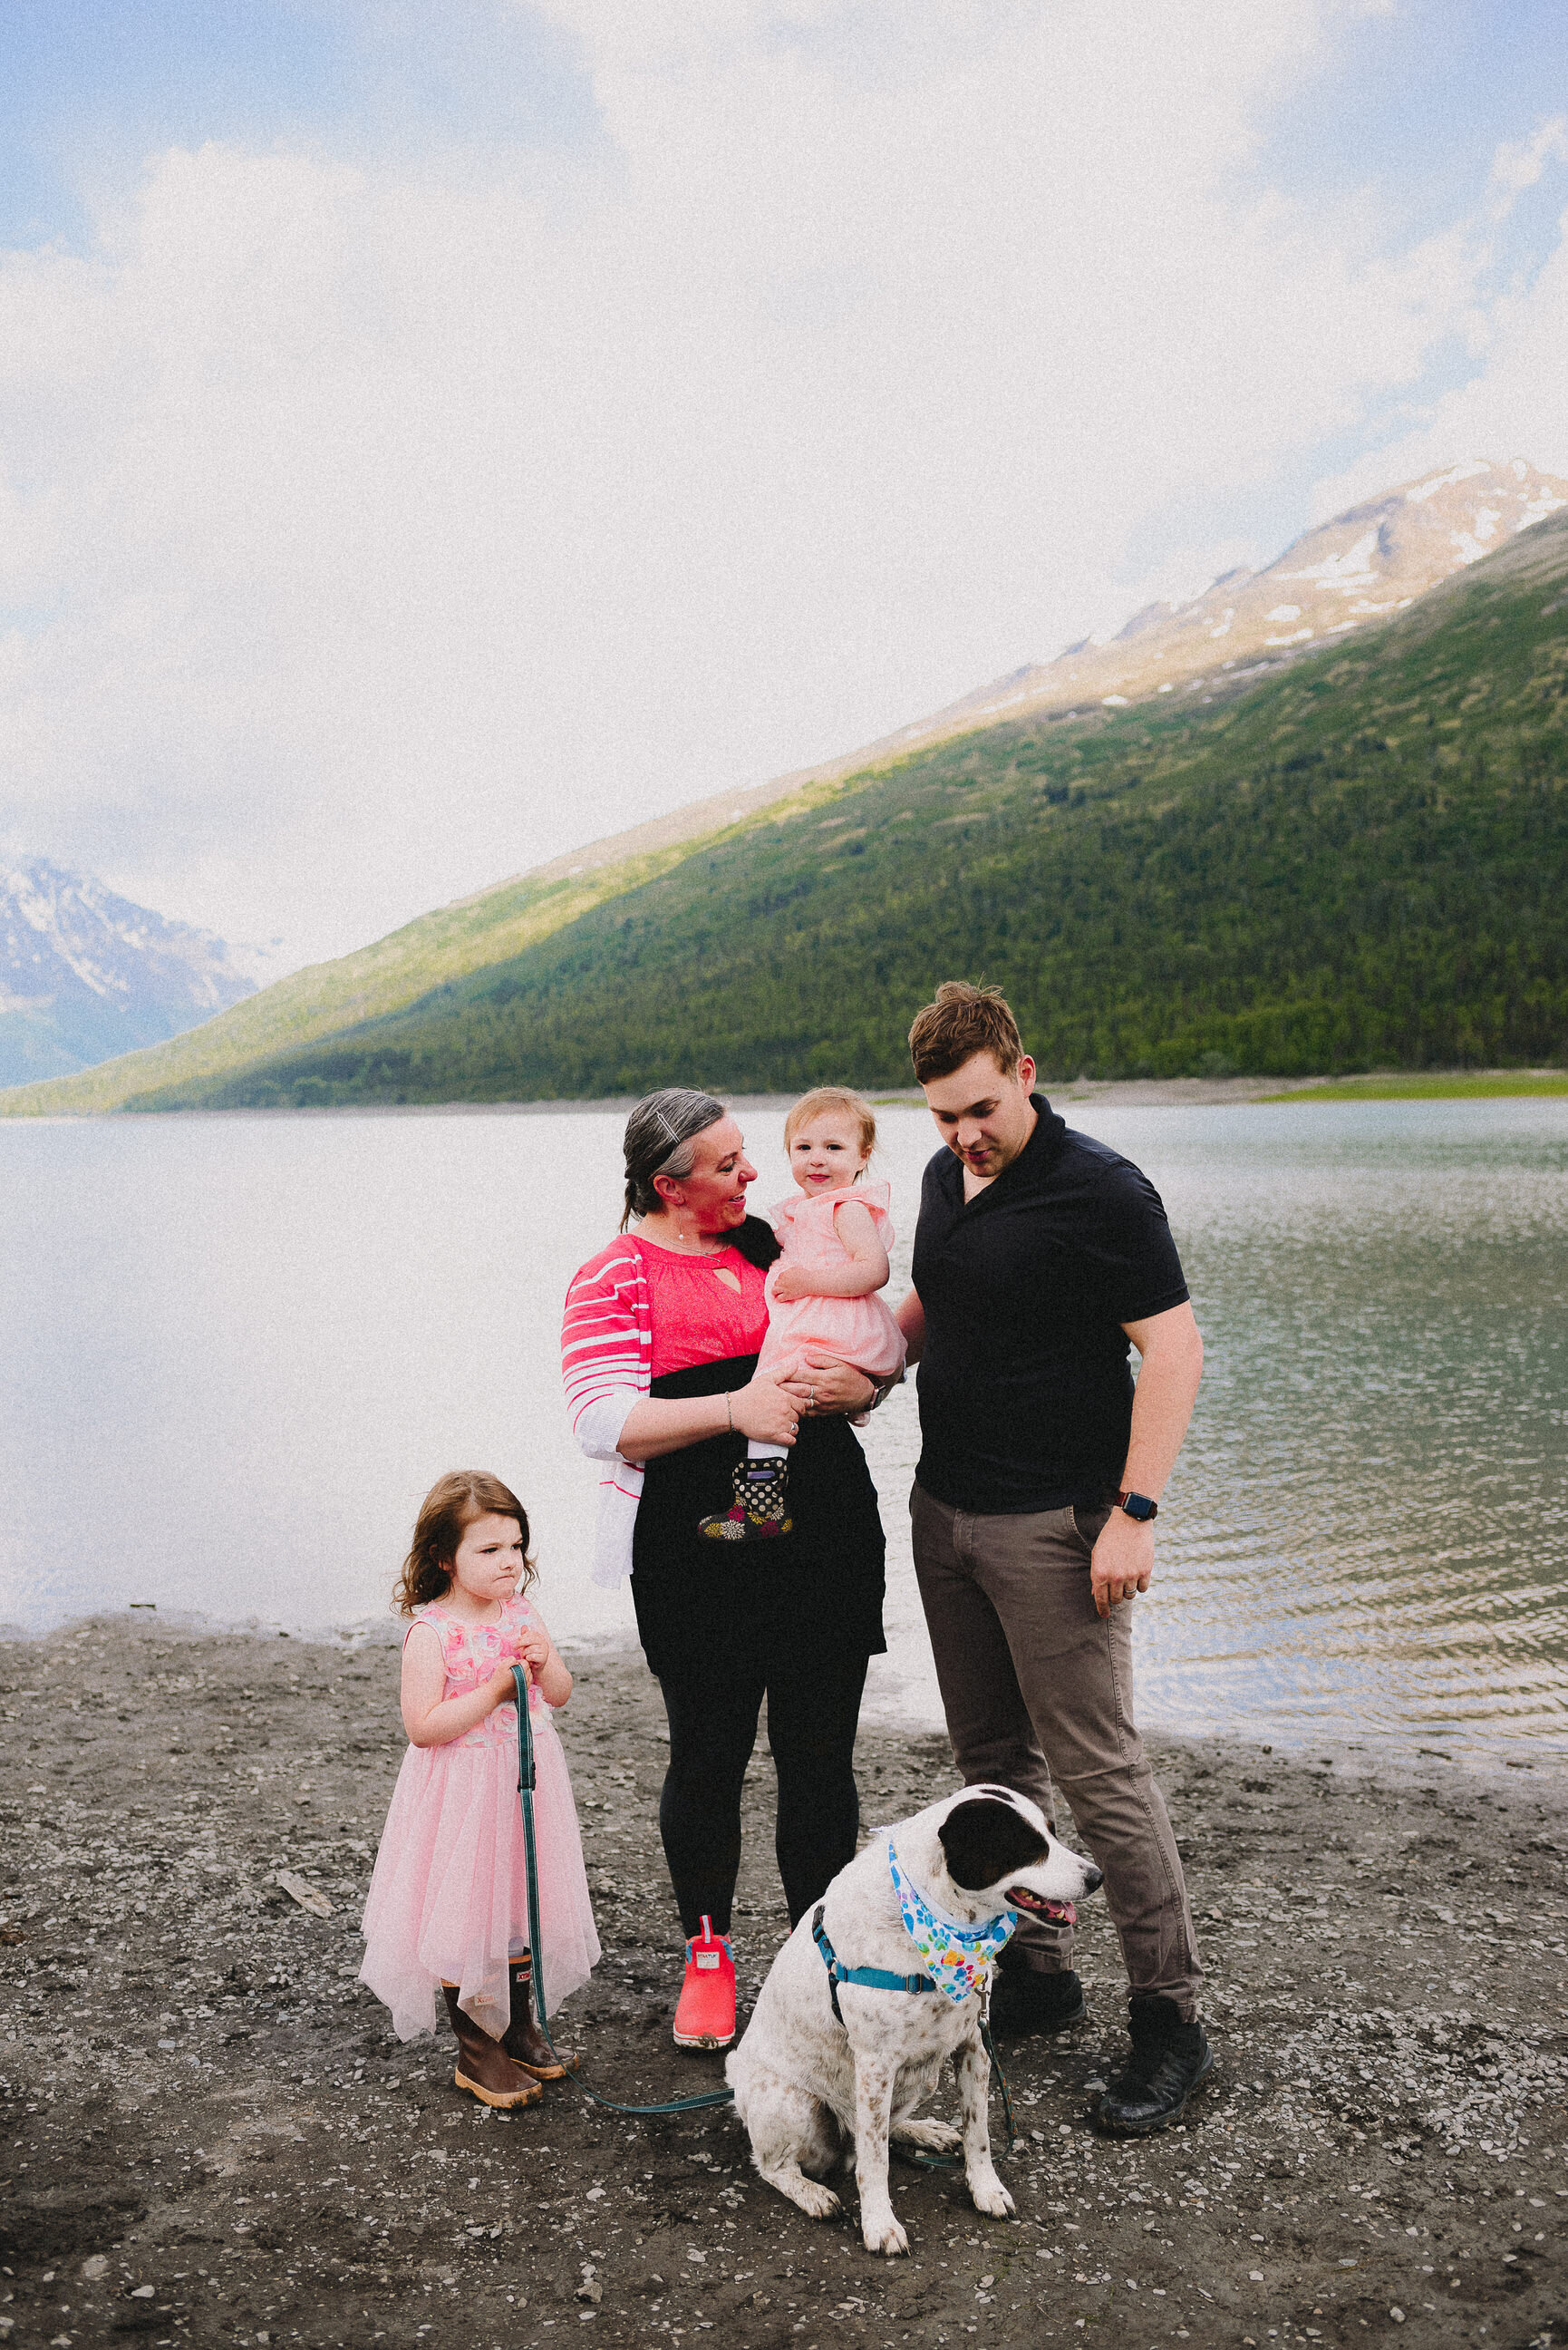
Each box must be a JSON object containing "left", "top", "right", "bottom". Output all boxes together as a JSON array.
[{"left": 1, "top": 1, "right": 1565, "bottom": 968}]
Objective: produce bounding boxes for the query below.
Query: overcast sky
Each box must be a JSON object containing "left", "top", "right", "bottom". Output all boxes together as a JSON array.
[{"left": 2, "top": 0, "right": 1565, "bottom": 966}]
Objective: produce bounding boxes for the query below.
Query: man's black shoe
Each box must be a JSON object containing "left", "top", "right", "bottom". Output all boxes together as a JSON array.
[
  {"left": 989, "top": 1966, "right": 1086, "bottom": 2037},
  {"left": 1091, "top": 1995, "right": 1213, "bottom": 2135}
]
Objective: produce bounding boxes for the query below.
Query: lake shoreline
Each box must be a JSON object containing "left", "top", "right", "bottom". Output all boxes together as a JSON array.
[
  {"left": 5, "top": 1617, "right": 1565, "bottom": 2346},
  {"left": 6, "top": 1604, "right": 1564, "bottom": 1794},
  {"left": 9, "top": 1065, "right": 1568, "bottom": 1119}
]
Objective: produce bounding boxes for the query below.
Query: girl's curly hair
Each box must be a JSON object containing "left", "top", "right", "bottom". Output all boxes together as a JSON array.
[{"left": 393, "top": 1471, "right": 535, "bottom": 1616}]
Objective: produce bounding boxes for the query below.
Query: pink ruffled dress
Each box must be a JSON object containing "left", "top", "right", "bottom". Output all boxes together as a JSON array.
[
  {"left": 755, "top": 1178, "right": 907, "bottom": 1384},
  {"left": 359, "top": 1595, "right": 600, "bottom": 2042}
]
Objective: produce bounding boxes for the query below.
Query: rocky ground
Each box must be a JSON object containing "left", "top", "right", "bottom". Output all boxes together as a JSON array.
[{"left": 2, "top": 1617, "right": 1566, "bottom": 2350}]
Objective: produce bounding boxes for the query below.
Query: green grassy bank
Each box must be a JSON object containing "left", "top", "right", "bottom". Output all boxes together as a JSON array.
[{"left": 1261, "top": 1071, "right": 1568, "bottom": 1102}]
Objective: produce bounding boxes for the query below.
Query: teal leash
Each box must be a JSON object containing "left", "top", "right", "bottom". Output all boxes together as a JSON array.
[
  {"left": 510, "top": 1665, "right": 1015, "bottom": 2155},
  {"left": 511, "top": 1665, "right": 734, "bottom": 2118},
  {"left": 982, "top": 2016, "right": 1018, "bottom": 2161}
]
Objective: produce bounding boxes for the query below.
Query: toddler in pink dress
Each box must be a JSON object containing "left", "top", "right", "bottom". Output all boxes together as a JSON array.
[
  {"left": 700, "top": 1087, "right": 905, "bottom": 1541},
  {"left": 360, "top": 1471, "right": 600, "bottom": 2109}
]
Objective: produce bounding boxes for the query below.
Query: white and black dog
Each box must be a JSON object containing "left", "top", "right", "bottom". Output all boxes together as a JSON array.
[{"left": 727, "top": 1785, "right": 1101, "bottom": 2255}]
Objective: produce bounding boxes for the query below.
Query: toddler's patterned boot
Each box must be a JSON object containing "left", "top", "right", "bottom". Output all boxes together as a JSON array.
[{"left": 698, "top": 1458, "right": 793, "bottom": 1542}]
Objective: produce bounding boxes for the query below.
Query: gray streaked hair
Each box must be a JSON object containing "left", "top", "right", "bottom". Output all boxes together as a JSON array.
[{"left": 620, "top": 1087, "right": 728, "bottom": 1228}]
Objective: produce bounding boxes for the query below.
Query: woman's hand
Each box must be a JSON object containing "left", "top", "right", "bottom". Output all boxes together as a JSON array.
[
  {"left": 776, "top": 1354, "right": 876, "bottom": 1416},
  {"left": 770, "top": 1264, "right": 812, "bottom": 1303},
  {"left": 730, "top": 1373, "right": 801, "bottom": 1447}
]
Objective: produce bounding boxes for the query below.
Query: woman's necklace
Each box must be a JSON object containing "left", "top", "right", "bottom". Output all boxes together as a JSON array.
[
  {"left": 646, "top": 1216, "right": 729, "bottom": 1258},
  {"left": 644, "top": 1218, "right": 742, "bottom": 1288}
]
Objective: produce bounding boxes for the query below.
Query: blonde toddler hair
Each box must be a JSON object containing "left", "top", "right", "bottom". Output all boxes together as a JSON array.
[{"left": 783, "top": 1085, "right": 877, "bottom": 1163}]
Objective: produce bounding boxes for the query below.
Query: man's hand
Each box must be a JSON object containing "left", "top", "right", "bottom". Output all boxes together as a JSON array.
[
  {"left": 776, "top": 1353, "right": 876, "bottom": 1414},
  {"left": 1089, "top": 1509, "right": 1154, "bottom": 1619}
]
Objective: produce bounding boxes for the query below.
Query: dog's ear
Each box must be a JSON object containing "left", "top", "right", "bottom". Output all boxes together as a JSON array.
[{"left": 938, "top": 1796, "right": 1048, "bottom": 1890}]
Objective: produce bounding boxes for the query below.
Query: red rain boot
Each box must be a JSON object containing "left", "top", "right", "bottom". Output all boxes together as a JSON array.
[{"left": 672, "top": 1915, "right": 736, "bottom": 2051}]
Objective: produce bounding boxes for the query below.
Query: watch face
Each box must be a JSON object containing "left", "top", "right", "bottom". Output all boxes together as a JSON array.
[{"left": 1121, "top": 1491, "right": 1157, "bottom": 1520}]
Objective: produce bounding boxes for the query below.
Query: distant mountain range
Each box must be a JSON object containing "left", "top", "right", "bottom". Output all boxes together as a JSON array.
[
  {"left": 0, "top": 859, "right": 261, "bottom": 1087},
  {"left": 907, "top": 456, "right": 1567, "bottom": 743},
  {"left": 3, "top": 456, "right": 1565, "bottom": 1112}
]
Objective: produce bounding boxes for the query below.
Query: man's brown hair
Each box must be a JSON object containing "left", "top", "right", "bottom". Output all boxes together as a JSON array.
[{"left": 907, "top": 981, "right": 1024, "bottom": 1083}]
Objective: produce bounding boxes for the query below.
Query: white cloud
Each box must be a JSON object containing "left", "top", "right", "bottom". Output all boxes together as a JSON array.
[
  {"left": 1308, "top": 152, "right": 1568, "bottom": 522},
  {"left": 0, "top": 0, "right": 1555, "bottom": 961},
  {"left": 1486, "top": 114, "right": 1568, "bottom": 217}
]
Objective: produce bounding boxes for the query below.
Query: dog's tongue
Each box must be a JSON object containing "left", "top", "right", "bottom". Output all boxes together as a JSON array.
[{"left": 1010, "top": 1889, "right": 1076, "bottom": 1926}]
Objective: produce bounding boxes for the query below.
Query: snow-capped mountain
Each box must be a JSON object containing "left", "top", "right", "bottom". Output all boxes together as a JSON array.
[
  {"left": 935, "top": 457, "right": 1568, "bottom": 730},
  {"left": 0, "top": 858, "right": 262, "bottom": 1088}
]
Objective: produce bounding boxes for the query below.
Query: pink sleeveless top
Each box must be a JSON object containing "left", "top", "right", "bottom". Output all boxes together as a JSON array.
[{"left": 407, "top": 1594, "right": 545, "bottom": 1750}]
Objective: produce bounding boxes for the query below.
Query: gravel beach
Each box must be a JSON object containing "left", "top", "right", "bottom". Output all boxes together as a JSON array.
[{"left": 3, "top": 1617, "right": 1565, "bottom": 2349}]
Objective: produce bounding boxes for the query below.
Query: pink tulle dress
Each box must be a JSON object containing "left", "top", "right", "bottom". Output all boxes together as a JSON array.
[
  {"left": 756, "top": 1178, "right": 907, "bottom": 1384},
  {"left": 359, "top": 1595, "right": 600, "bottom": 2042}
]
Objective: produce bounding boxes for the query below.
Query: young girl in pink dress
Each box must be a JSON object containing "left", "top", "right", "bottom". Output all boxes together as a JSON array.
[
  {"left": 360, "top": 1471, "right": 600, "bottom": 2109},
  {"left": 700, "top": 1087, "right": 906, "bottom": 1541}
]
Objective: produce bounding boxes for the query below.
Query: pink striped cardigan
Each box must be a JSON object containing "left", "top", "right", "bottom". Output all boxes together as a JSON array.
[{"left": 561, "top": 1236, "right": 655, "bottom": 1589}]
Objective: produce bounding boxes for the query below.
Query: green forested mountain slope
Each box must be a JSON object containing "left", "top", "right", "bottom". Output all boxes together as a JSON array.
[
  {"left": 0, "top": 776, "right": 849, "bottom": 1116},
  {"left": 0, "top": 850, "right": 653, "bottom": 1115},
  {"left": 111, "top": 507, "right": 1568, "bottom": 1106}
]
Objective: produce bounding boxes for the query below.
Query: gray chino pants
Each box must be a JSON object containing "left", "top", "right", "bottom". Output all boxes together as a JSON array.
[{"left": 910, "top": 1481, "right": 1202, "bottom": 2018}]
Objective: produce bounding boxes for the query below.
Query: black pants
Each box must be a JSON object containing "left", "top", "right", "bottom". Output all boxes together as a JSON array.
[{"left": 656, "top": 1645, "right": 870, "bottom": 1939}]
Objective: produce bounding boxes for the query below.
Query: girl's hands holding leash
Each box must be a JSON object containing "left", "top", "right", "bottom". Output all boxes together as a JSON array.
[
  {"left": 514, "top": 1617, "right": 573, "bottom": 1709},
  {"left": 402, "top": 1620, "right": 569, "bottom": 1744}
]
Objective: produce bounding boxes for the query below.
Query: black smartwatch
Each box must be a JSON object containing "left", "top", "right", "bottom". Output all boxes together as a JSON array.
[{"left": 1114, "top": 1489, "right": 1159, "bottom": 1522}]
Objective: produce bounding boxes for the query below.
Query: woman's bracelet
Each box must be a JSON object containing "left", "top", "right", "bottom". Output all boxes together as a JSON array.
[{"left": 725, "top": 1392, "right": 734, "bottom": 1432}]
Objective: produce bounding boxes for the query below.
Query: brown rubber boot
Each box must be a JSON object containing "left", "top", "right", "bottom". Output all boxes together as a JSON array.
[
  {"left": 503, "top": 1954, "right": 579, "bottom": 2079},
  {"left": 440, "top": 1984, "right": 542, "bottom": 2109}
]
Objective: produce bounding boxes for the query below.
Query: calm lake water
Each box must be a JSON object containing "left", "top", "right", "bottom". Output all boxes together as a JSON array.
[{"left": 3, "top": 1097, "right": 1565, "bottom": 1764}]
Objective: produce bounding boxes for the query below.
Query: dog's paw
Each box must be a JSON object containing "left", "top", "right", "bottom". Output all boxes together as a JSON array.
[
  {"left": 861, "top": 2211, "right": 910, "bottom": 2258},
  {"left": 893, "top": 2118, "right": 961, "bottom": 2155},
  {"left": 969, "top": 2173, "right": 1015, "bottom": 2220},
  {"left": 794, "top": 2179, "right": 843, "bottom": 2221}
]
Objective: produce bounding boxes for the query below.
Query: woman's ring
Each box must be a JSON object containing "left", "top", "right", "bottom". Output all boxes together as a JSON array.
[{"left": 808, "top": 1386, "right": 817, "bottom": 1410}]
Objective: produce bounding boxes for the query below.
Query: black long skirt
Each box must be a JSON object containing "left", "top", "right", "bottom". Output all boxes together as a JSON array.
[{"left": 629, "top": 1353, "right": 887, "bottom": 1677}]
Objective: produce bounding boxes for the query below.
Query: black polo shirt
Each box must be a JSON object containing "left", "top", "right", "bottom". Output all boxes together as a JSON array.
[{"left": 911, "top": 1094, "right": 1189, "bottom": 1514}]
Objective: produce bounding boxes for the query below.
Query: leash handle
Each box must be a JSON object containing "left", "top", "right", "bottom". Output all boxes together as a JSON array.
[
  {"left": 509, "top": 1664, "right": 733, "bottom": 2119},
  {"left": 513, "top": 1658, "right": 535, "bottom": 1792}
]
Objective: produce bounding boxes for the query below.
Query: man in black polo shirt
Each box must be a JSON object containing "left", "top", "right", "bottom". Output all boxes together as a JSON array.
[{"left": 895, "top": 982, "right": 1211, "bottom": 2135}]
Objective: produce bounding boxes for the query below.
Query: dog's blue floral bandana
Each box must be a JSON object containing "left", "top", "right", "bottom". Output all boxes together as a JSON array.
[{"left": 887, "top": 1839, "right": 1017, "bottom": 2005}]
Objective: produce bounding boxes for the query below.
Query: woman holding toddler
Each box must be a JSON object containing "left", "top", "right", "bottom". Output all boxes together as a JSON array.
[{"left": 560, "top": 1085, "right": 901, "bottom": 2052}]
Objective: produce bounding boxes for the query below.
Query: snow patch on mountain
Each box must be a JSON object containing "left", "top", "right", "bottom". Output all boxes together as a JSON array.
[
  {"left": 904, "top": 459, "right": 1568, "bottom": 746},
  {"left": 1, "top": 858, "right": 262, "bottom": 1088}
]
